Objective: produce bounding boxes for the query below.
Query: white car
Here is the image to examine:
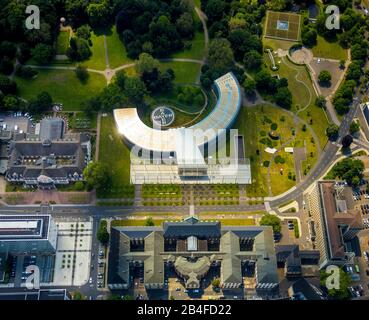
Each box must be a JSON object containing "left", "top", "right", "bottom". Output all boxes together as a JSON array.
[{"left": 89, "top": 277, "right": 93, "bottom": 284}]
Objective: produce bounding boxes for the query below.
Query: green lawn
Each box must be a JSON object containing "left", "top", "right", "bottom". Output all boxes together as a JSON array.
[
  {"left": 15, "top": 69, "right": 106, "bottom": 111},
  {"left": 98, "top": 115, "right": 132, "bottom": 197},
  {"left": 105, "top": 25, "right": 133, "bottom": 69},
  {"left": 55, "top": 31, "right": 70, "bottom": 55},
  {"left": 234, "top": 104, "right": 318, "bottom": 197},
  {"left": 312, "top": 35, "right": 348, "bottom": 61},
  {"left": 160, "top": 61, "right": 201, "bottom": 83},
  {"left": 85, "top": 30, "right": 107, "bottom": 70},
  {"left": 171, "top": 31, "right": 205, "bottom": 61},
  {"left": 264, "top": 53, "right": 328, "bottom": 149}
]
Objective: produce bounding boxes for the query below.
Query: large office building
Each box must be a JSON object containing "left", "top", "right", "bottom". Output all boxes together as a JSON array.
[
  {"left": 0, "top": 215, "right": 58, "bottom": 255},
  {"left": 108, "top": 216, "right": 279, "bottom": 298},
  {"left": 305, "top": 181, "right": 362, "bottom": 268},
  {"left": 114, "top": 73, "right": 251, "bottom": 184}
]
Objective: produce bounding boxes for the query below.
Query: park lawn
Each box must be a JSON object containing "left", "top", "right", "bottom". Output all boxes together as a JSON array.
[
  {"left": 234, "top": 104, "right": 318, "bottom": 196},
  {"left": 55, "top": 30, "right": 70, "bottom": 55},
  {"left": 234, "top": 107, "right": 269, "bottom": 197},
  {"left": 171, "top": 31, "right": 205, "bottom": 61},
  {"left": 263, "top": 37, "right": 297, "bottom": 51},
  {"left": 160, "top": 61, "right": 201, "bottom": 84},
  {"left": 105, "top": 25, "right": 133, "bottom": 69},
  {"left": 312, "top": 35, "right": 348, "bottom": 61},
  {"left": 15, "top": 69, "right": 106, "bottom": 111},
  {"left": 98, "top": 115, "right": 131, "bottom": 197},
  {"left": 269, "top": 152, "right": 296, "bottom": 195},
  {"left": 266, "top": 53, "right": 328, "bottom": 148},
  {"left": 85, "top": 30, "right": 107, "bottom": 70}
]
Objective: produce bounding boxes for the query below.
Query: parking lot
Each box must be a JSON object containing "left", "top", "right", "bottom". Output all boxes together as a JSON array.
[{"left": 352, "top": 187, "right": 369, "bottom": 230}]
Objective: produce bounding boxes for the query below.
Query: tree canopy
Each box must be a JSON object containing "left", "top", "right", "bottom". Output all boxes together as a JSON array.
[{"left": 260, "top": 214, "right": 281, "bottom": 234}]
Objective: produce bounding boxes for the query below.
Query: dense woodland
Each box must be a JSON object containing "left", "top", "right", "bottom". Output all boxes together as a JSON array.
[{"left": 0, "top": 0, "right": 368, "bottom": 115}]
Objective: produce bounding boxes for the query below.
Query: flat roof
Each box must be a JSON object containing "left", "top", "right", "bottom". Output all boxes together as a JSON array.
[
  {"left": 0, "top": 215, "right": 50, "bottom": 240},
  {"left": 114, "top": 73, "right": 241, "bottom": 153}
]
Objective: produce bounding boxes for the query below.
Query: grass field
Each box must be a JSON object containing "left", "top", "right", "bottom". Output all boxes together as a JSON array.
[
  {"left": 15, "top": 69, "right": 106, "bottom": 111},
  {"left": 55, "top": 31, "right": 70, "bottom": 55},
  {"left": 105, "top": 25, "right": 133, "bottom": 69},
  {"left": 233, "top": 104, "right": 318, "bottom": 196},
  {"left": 85, "top": 30, "right": 106, "bottom": 70},
  {"left": 98, "top": 115, "right": 132, "bottom": 197},
  {"left": 312, "top": 35, "right": 348, "bottom": 60},
  {"left": 160, "top": 61, "right": 202, "bottom": 83},
  {"left": 171, "top": 31, "right": 205, "bottom": 61}
]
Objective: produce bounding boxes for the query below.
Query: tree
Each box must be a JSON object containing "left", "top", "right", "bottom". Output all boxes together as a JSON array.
[
  {"left": 135, "top": 53, "right": 160, "bottom": 76},
  {"left": 243, "top": 78, "right": 256, "bottom": 96},
  {"left": 67, "top": 37, "right": 91, "bottom": 61},
  {"left": 205, "top": 0, "right": 226, "bottom": 23},
  {"left": 301, "top": 27, "right": 317, "bottom": 47},
  {"left": 349, "top": 121, "right": 360, "bottom": 134},
  {"left": 176, "top": 12, "right": 194, "bottom": 38},
  {"left": 275, "top": 87, "right": 292, "bottom": 109},
  {"left": 320, "top": 268, "right": 351, "bottom": 300},
  {"left": 326, "top": 123, "right": 339, "bottom": 140},
  {"left": 243, "top": 50, "right": 262, "bottom": 70},
  {"left": 31, "top": 44, "right": 54, "bottom": 65},
  {"left": 0, "top": 41, "right": 17, "bottom": 58},
  {"left": 72, "top": 291, "right": 85, "bottom": 300},
  {"left": 211, "top": 278, "right": 220, "bottom": 288},
  {"left": 260, "top": 214, "right": 281, "bottom": 234},
  {"left": 329, "top": 158, "right": 364, "bottom": 185},
  {"left": 87, "top": 1, "right": 112, "bottom": 28},
  {"left": 315, "top": 96, "right": 326, "bottom": 109},
  {"left": 75, "top": 65, "right": 89, "bottom": 82},
  {"left": 28, "top": 91, "right": 52, "bottom": 114},
  {"left": 341, "top": 134, "right": 353, "bottom": 149},
  {"left": 97, "top": 220, "right": 109, "bottom": 245},
  {"left": 76, "top": 25, "right": 91, "bottom": 41},
  {"left": 15, "top": 65, "right": 37, "bottom": 79},
  {"left": 145, "top": 217, "right": 154, "bottom": 226},
  {"left": 208, "top": 38, "right": 234, "bottom": 74},
  {"left": 115, "top": 70, "right": 127, "bottom": 90},
  {"left": 318, "top": 70, "right": 332, "bottom": 84},
  {"left": 0, "top": 58, "right": 14, "bottom": 76},
  {"left": 83, "top": 162, "right": 112, "bottom": 192},
  {"left": 0, "top": 75, "right": 17, "bottom": 95},
  {"left": 124, "top": 77, "right": 147, "bottom": 103}
]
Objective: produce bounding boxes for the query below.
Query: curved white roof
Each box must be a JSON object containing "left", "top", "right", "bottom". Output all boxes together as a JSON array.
[{"left": 114, "top": 72, "right": 241, "bottom": 153}]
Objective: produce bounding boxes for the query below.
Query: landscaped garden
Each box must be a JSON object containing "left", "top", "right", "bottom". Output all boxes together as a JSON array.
[{"left": 234, "top": 104, "right": 318, "bottom": 196}]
